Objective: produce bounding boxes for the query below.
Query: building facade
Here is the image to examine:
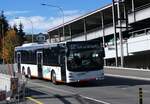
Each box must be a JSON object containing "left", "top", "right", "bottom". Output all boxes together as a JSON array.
[{"left": 47, "top": 0, "right": 150, "bottom": 69}]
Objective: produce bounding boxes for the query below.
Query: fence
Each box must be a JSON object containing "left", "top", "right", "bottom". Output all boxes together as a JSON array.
[{"left": 0, "top": 64, "right": 27, "bottom": 103}]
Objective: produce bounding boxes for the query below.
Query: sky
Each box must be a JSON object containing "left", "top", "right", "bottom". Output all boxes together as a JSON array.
[{"left": 0, "top": 0, "right": 111, "bottom": 34}]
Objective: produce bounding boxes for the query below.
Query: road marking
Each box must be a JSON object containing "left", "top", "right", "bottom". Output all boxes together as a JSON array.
[
  {"left": 28, "top": 81, "right": 111, "bottom": 104},
  {"left": 106, "top": 74, "right": 150, "bottom": 81},
  {"left": 26, "top": 97, "right": 43, "bottom": 104},
  {"left": 81, "top": 95, "right": 111, "bottom": 104}
]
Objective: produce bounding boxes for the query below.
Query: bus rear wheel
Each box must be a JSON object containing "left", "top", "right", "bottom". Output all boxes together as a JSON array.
[
  {"left": 52, "top": 71, "right": 57, "bottom": 85},
  {"left": 27, "top": 67, "right": 31, "bottom": 79}
]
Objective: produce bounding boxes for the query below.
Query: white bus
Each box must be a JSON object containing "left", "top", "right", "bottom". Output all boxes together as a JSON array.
[{"left": 15, "top": 40, "right": 105, "bottom": 84}]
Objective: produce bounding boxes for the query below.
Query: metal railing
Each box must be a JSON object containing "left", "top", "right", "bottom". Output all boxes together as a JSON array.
[{"left": 129, "top": 27, "right": 150, "bottom": 38}]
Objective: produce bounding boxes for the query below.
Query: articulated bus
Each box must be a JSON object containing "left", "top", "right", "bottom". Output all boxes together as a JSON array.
[{"left": 15, "top": 40, "right": 105, "bottom": 84}]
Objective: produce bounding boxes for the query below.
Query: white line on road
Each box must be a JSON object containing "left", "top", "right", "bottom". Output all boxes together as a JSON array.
[
  {"left": 106, "top": 74, "right": 150, "bottom": 81},
  {"left": 28, "top": 81, "right": 111, "bottom": 104},
  {"left": 81, "top": 95, "right": 111, "bottom": 104}
]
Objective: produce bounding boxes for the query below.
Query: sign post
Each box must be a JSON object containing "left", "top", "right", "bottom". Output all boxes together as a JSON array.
[{"left": 139, "top": 88, "right": 143, "bottom": 104}]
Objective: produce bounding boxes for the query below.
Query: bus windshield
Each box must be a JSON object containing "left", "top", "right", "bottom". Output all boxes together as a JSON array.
[{"left": 67, "top": 49, "right": 104, "bottom": 71}]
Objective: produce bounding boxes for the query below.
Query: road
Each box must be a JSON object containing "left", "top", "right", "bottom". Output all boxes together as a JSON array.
[{"left": 24, "top": 76, "right": 150, "bottom": 104}]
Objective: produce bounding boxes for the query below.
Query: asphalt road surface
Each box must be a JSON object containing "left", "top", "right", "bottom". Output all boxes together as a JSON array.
[{"left": 23, "top": 76, "right": 150, "bottom": 104}]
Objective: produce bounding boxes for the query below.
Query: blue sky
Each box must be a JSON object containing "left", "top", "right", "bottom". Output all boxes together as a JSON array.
[{"left": 0, "top": 0, "right": 111, "bottom": 34}]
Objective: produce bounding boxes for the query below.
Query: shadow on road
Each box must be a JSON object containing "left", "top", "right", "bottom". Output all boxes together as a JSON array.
[
  {"left": 67, "top": 76, "right": 150, "bottom": 88},
  {"left": 25, "top": 87, "right": 89, "bottom": 104},
  {"left": 25, "top": 88, "right": 47, "bottom": 97}
]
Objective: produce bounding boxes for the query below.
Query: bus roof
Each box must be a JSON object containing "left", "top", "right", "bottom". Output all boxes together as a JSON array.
[
  {"left": 15, "top": 40, "right": 100, "bottom": 51},
  {"left": 15, "top": 42, "right": 65, "bottom": 51}
]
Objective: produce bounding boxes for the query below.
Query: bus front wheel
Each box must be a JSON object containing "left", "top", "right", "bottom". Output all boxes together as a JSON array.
[{"left": 51, "top": 71, "right": 57, "bottom": 85}]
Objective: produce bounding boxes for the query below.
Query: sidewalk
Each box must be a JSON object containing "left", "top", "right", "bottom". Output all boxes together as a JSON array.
[{"left": 104, "top": 66, "right": 150, "bottom": 81}]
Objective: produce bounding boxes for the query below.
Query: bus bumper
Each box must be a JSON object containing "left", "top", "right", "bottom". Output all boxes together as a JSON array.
[{"left": 67, "top": 76, "right": 104, "bottom": 83}]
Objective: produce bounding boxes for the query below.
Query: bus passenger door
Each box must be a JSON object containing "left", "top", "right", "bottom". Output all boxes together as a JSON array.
[
  {"left": 17, "top": 52, "right": 21, "bottom": 73},
  {"left": 37, "top": 51, "right": 43, "bottom": 78},
  {"left": 60, "top": 55, "right": 66, "bottom": 82}
]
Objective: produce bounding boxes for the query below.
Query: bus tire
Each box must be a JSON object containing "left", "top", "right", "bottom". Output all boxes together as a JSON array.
[
  {"left": 51, "top": 71, "right": 57, "bottom": 85},
  {"left": 27, "top": 67, "right": 31, "bottom": 79}
]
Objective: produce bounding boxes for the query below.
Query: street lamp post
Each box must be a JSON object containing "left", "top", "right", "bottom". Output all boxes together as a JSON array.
[
  {"left": 41, "top": 3, "right": 65, "bottom": 42},
  {"left": 15, "top": 17, "right": 34, "bottom": 43},
  {"left": 28, "top": 19, "right": 34, "bottom": 43},
  {"left": 0, "top": 18, "right": 5, "bottom": 64}
]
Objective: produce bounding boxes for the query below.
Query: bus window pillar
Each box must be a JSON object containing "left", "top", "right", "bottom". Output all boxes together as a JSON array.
[
  {"left": 83, "top": 19, "right": 87, "bottom": 41},
  {"left": 69, "top": 25, "right": 72, "bottom": 41}
]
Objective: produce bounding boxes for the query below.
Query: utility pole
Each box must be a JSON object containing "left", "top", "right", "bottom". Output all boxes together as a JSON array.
[
  {"left": 112, "top": 0, "right": 118, "bottom": 67},
  {"left": 112, "top": 0, "right": 129, "bottom": 67}
]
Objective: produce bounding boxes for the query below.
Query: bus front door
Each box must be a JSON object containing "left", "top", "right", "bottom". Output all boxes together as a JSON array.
[{"left": 37, "top": 51, "right": 43, "bottom": 78}]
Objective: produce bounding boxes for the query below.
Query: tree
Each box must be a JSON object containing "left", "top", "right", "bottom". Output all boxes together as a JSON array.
[
  {"left": 0, "top": 11, "right": 9, "bottom": 37},
  {"left": 0, "top": 11, "right": 9, "bottom": 62},
  {"left": 0, "top": 10, "right": 27, "bottom": 63},
  {"left": 2, "top": 29, "right": 19, "bottom": 63},
  {"left": 17, "top": 22, "right": 26, "bottom": 45},
  {"left": 13, "top": 24, "right": 18, "bottom": 33}
]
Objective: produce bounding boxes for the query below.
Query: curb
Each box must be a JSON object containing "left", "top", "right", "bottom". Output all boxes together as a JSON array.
[
  {"left": 104, "top": 66, "right": 150, "bottom": 72},
  {"left": 106, "top": 74, "right": 150, "bottom": 81}
]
